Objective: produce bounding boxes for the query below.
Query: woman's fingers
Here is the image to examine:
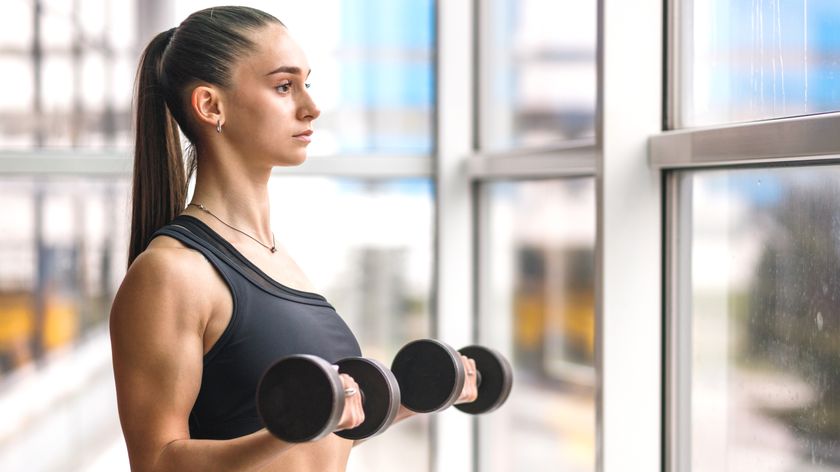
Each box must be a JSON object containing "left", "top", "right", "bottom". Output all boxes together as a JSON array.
[
  {"left": 336, "top": 373, "right": 365, "bottom": 431},
  {"left": 456, "top": 355, "right": 479, "bottom": 404}
]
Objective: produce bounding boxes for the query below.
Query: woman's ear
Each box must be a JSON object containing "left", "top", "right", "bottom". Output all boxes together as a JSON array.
[{"left": 190, "top": 85, "right": 225, "bottom": 129}]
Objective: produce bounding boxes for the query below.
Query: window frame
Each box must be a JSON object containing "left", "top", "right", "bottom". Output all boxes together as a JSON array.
[
  {"left": 655, "top": 117, "right": 840, "bottom": 472},
  {"left": 469, "top": 0, "right": 665, "bottom": 471},
  {"left": 0, "top": 152, "right": 434, "bottom": 178},
  {"left": 654, "top": 1, "right": 840, "bottom": 471},
  {"left": 468, "top": 2, "right": 600, "bottom": 471}
]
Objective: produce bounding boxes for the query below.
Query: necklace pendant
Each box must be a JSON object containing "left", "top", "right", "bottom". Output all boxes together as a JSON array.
[{"left": 270, "top": 247, "right": 277, "bottom": 253}]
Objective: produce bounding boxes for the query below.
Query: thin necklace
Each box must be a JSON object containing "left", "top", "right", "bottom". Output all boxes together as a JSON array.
[{"left": 188, "top": 202, "right": 277, "bottom": 253}]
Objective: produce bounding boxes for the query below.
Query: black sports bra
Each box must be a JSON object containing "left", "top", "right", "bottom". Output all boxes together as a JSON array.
[{"left": 152, "top": 215, "right": 362, "bottom": 439}]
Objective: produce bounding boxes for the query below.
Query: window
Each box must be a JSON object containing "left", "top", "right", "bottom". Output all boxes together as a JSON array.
[
  {"left": 677, "top": 0, "right": 840, "bottom": 127},
  {"left": 477, "top": 178, "right": 596, "bottom": 472},
  {"left": 471, "top": 1, "right": 600, "bottom": 469},
  {"left": 0, "top": 0, "right": 435, "bottom": 153},
  {"left": 0, "top": 176, "right": 128, "bottom": 377},
  {"left": 659, "top": 1, "right": 840, "bottom": 471},
  {"left": 478, "top": 0, "right": 597, "bottom": 151},
  {"left": 0, "top": 176, "right": 129, "bottom": 471},
  {"left": 0, "top": 0, "right": 136, "bottom": 148},
  {"left": 675, "top": 166, "right": 840, "bottom": 471}
]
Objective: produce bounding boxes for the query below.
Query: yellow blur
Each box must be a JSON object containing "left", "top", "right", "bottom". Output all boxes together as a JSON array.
[{"left": 0, "top": 291, "right": 78, "bottom": 370}]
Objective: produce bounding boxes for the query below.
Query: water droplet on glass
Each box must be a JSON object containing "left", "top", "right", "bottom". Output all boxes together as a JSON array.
[{"left": 816, "top": 312, "right": 824, "bottom": 331}]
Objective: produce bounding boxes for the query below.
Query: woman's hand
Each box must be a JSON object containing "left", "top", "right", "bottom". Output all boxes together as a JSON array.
[
  {"left": 335, "top": 373, "right": 365, "bottom": 431},
  {"left": 455, "top": 355, "right": 478, "bottom": 405}
]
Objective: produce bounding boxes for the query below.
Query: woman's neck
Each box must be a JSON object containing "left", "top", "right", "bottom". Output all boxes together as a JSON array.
[{"left": 187, "top": 160, "right": 275, "bottom": 243}]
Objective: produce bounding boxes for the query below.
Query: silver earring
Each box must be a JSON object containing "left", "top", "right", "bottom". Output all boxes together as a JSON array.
[{"left": 216, "top": 120, "right": 222, "bottom": 133}]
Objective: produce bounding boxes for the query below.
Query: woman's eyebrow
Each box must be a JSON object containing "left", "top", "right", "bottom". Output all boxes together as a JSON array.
[{"left": 265, "top": 66, "right": 311, "bottom": 78}]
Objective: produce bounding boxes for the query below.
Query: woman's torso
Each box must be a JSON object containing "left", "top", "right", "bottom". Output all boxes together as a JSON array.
[{"left": 149, "top": 214, "right": 361, "bottom": 471}]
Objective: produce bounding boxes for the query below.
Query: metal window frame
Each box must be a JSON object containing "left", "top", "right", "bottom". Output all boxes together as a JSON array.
[
  {"left": 665, "top": 0, "right": 685, "bottom": 130},
  {"left": 663, "top": 170, "right": 692, "bottom": 472},
  {"left": 0, "top": 151, "right": 132, "bottom": 175},
  {"left": 467, "top": 140, "right": 598, "bottom": 180},
  {"left": 0, "top": 151, "right": 434, "bottom": 178},
  {"left": 650, "top": 113, "right": 840, "bottom": 170}
]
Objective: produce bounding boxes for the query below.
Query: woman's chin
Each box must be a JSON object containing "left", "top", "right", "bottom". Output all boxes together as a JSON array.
[{"left": 273, "top": 152, "right": 309, "bottom": 168}]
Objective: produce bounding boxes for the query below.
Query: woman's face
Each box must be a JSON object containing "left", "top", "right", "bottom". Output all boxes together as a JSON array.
[{"left": 222, "top": 24, "right": 320, "bottom": 168}]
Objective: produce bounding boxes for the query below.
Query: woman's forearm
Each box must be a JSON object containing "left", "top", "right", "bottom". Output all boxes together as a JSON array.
[
  {"left": 393, "top": 405, "right": 417, "bottom": 424},
  {"left": 149, "top": 429, "right": 294, "bottom": 472},
  {"left": 352, "top": 405, "right": 418, "bottom": 448}
]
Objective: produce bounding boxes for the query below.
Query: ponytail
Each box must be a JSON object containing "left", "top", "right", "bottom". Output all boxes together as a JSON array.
[
  {"left": 126, "top": 7, "right": 284, "bottom": 267},
  {"left": 127, "top": 28, "right": 190, "bottom": 267}
]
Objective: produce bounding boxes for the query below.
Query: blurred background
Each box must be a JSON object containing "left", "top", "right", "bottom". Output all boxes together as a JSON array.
[{"left": 3, "top": 0, "right": 840, "bottom": 471}]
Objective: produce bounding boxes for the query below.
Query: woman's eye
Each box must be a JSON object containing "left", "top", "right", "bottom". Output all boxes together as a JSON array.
[{"left": 275, "top": 82, "right": 292, "bottom": 93}]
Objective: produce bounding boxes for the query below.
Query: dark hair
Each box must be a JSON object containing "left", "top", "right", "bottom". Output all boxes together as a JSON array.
[{"left": 128, "top": 6, "right": 284, "bottom": 267}]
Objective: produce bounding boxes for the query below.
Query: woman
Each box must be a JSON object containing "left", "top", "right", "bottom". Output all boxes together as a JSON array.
[{"left": 109, "top": 6, "right": 477, "bottom": 472}]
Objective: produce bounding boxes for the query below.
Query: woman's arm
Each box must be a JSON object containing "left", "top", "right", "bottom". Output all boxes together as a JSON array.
[
  {"left": 354, "top": 354, "right": 478, "bottom": 447},
  {"left": 393, "top": 405, "right": 418, "bottom": 424},
  {"left": 390, "top": 352, "right": 478, "bottom": 424},
  {"left": 111, "top": 247, "right": 365, "bottom": 471}
]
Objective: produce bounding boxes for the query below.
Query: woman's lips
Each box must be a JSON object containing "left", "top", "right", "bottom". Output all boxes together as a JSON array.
[{"left": 293, "top": 129, "right": 313, "bottom": 143}]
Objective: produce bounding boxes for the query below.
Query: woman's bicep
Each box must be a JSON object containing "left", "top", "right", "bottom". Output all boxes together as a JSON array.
[{"left": 110, "top": 250, "right": 208, "bottom": 470}]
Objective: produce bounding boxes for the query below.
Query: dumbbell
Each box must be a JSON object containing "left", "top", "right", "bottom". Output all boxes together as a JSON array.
[
  {"left": 390, "top": 339, "right": 513, "bottom": 415},
  {"left": 256, "top": 355, "right": 400, "bottom": 442}
]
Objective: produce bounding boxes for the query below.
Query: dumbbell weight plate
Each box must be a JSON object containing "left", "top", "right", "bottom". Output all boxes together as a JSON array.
[
  {"left": 257, "top": 355, "right": 344, "bottom": 442},
  {"left": 454, "top": 345, "right": 513, "bottom": 414},
  {"left": 391, "top": 339, "right": 465, "bottom": 413},
  {"left": 335, "top": 357, "right": 401, "bottom": 440}
]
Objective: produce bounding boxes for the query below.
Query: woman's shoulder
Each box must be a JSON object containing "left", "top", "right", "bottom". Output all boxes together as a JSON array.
[
  {"left": 112, "top": 235, "right": 217, "bottom": 321},
  {"left": 132, "top": 234, "right": 212, "bottom": 282}
]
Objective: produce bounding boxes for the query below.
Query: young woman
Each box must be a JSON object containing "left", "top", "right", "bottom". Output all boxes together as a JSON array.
[{"left": 109, "top": 6, "right": 477, "bottom": 472}]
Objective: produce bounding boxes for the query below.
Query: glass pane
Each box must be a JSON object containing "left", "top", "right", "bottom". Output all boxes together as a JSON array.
[
  {"left": 680, "top": 166, "right": 840, "bottom": 470},
  {"left": 0, "top": 57, "right": 35, "bottom": 148},
  {"left": 177, "top": 0, "right": 435, "bottom": 155},
  {"left": 478, "top": 179, "right": 596, "bottom": 472},
  {"left": 0, "top": 177, "right": 129, "bottom": 375},
  {"left": 480, "top": 0, "right": 597, "bottom": 151},
  {"left": 0, "top": 1, "right": 134, "bottom": 149},
  {"left": 0, "top": 2, "right": 32, "bottom": 49},
  {"left": 0, "top": 0, "right": 434, "bottom": 153},
  {"left": 0, "top": 176, "right": 130, "bottom": 471},
  {"left": 679, "top": 0, "right": 840, "bottom": 127},
  {"left": 41, "top": 0, "right": 74, "bottom": 50}
]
